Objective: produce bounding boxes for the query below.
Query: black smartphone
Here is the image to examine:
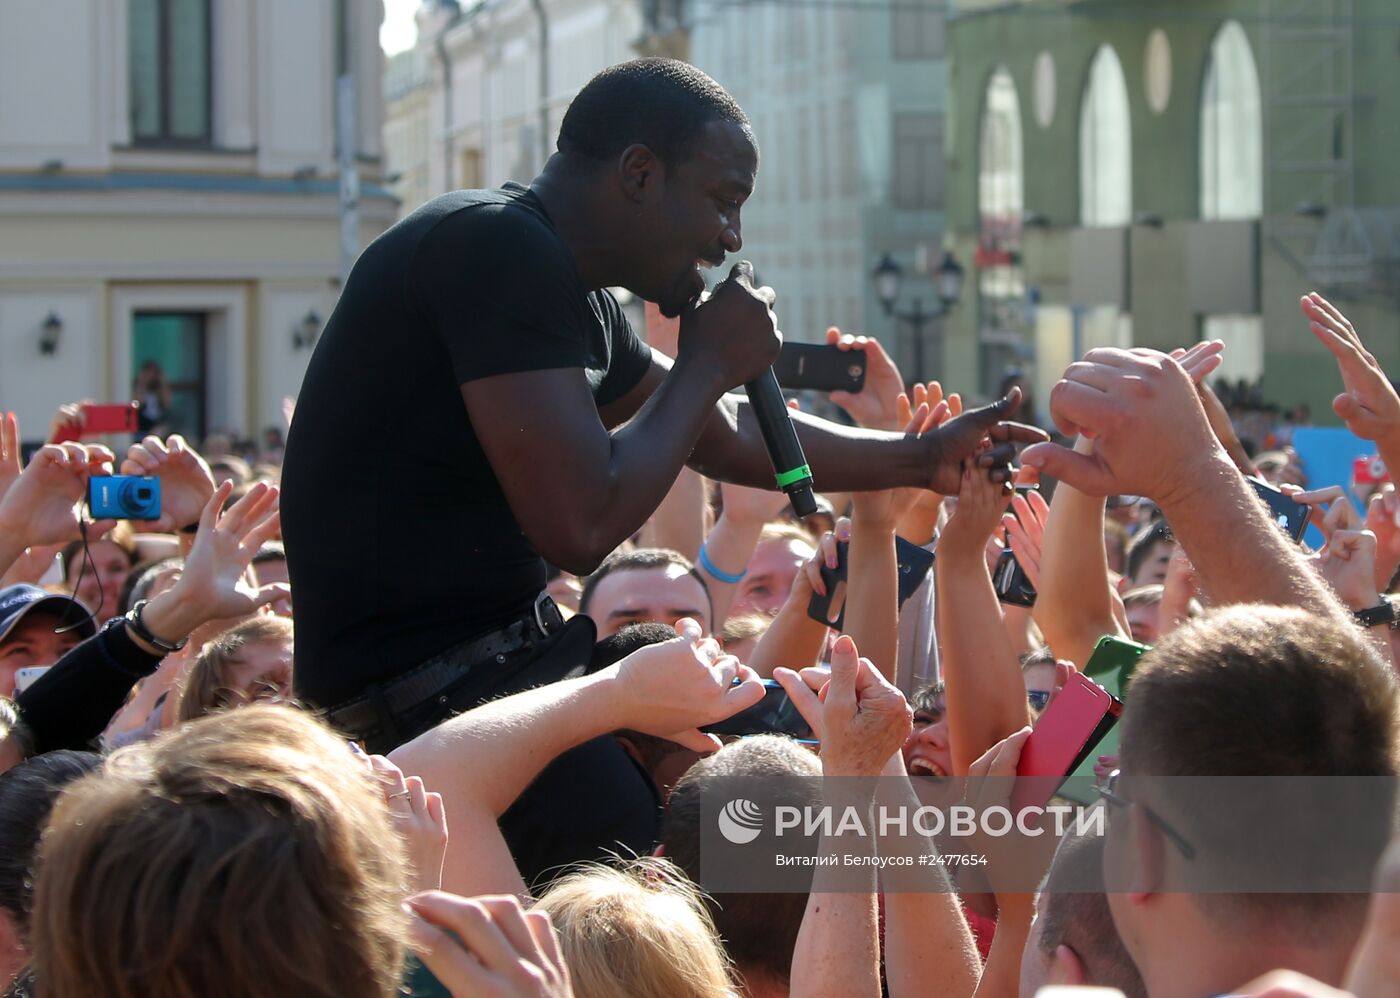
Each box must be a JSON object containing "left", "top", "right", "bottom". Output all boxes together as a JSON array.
[
  {"left": 1248, "top": 478, "right": 1310, "bottom": 544},
  {"left": 701, "top": 680, "right": 813, "bottom": 739},
  {"left": 994, "top": 547, "right": 1037, "bottom": 607},
  {"left": 773, "top": 343, "right": 867, "bottom": 393},
  {"left": 805, "top": 537, "right": 935, "bottom": 631}
]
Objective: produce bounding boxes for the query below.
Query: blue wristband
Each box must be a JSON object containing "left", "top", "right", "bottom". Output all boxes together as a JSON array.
[{"left": 698, "top": 543, "right": 746, "bottom": 584}]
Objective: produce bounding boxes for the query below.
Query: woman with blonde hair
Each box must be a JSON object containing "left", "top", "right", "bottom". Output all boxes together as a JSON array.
[{"left": 533, "top": 858, "right": 734, "bottom": 998}]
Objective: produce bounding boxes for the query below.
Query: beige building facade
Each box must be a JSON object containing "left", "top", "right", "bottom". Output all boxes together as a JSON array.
[{"left": 0, "top": 0, "right": 396, "bottom": 443}]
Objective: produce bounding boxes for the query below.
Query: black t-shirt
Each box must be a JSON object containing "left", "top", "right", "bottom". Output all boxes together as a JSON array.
[{"left": 281, "top": 185, "right": 652, "bottom": 708}]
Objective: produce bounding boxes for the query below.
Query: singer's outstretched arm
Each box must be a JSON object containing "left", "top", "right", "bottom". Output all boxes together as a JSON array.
[
  {"left": 604, "top": 352, "right": 1043, "bottom": 514},
  {"left": 466, "top": 274, "right": 1042, "bottom": 577}
]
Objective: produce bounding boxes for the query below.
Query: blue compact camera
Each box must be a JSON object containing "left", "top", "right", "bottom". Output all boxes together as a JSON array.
[{"left": 87, "top": 475, "right": 161, "bottom": 520}]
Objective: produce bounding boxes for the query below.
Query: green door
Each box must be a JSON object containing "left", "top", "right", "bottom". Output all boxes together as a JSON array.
[{"left": 131, "top": 312, "right": 207, "bottom": 442}]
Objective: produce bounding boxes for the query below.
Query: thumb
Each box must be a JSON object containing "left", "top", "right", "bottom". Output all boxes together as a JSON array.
[
  {"left": 252, "top": 583, "right": 292, "bottom": 609},
  {"left": 1020, "top": 442, "right": 1117, "bottom": 496},
  {"left": 728, "top": 260, "right": 755, "bottom": 289},
  {"left": 1334, "top": 393, "right": 1368, "bottom": 423},
  {"left": 960, "top": 388, "right": 1022, "bottom": 430},
  {"left": 827, "top": 634, "right": 860, "bottom": 710},
  {"left": 675, "top": 617, "right": 704, "bottom": 645},
  {"left": 667, "top": 728, "right": 723, "bottom": 754}
]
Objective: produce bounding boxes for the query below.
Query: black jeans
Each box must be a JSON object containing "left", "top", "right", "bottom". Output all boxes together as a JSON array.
[{"left": 367, "top": 615, "right": 662, "bottom": 892}]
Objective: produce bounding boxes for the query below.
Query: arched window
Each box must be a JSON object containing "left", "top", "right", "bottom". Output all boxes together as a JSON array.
[
  {"left": 977, "top": 68, "right": 1028, "bottom": 398},
  {"left": 1079, "top": 45, "right": 1132, "bottom": 227},
  {"left": 979, "top": 66, "right": 1023, "bottom": 239},
  {"left": 1201, "top": 21, "right": 1264, "bottom": 384},
  {"left": 1200, "top": 20, "right": 1262, "bottom": 220}
]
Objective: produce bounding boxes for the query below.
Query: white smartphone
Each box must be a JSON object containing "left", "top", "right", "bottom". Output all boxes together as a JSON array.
[{"left": 13, "top": 666, "right": 50, "bottom": 694}]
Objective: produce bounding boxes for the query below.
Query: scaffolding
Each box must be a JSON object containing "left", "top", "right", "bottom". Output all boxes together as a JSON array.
[{"left": 1260, "top": 0, "right": 1398, "bottom": 296}]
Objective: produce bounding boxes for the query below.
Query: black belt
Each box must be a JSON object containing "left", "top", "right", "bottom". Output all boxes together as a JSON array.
[{"left": 325, "top": 592, "right": 564, "bottom": 741}]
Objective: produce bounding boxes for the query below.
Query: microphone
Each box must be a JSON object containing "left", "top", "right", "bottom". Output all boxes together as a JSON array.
[{"left": 744, "top": 367, "right": 818, "bottom": 518}]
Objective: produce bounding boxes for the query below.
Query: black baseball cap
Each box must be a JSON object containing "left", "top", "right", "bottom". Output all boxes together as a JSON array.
[{"left": 0, "top": 585, "right": 96, "bottom": 646}]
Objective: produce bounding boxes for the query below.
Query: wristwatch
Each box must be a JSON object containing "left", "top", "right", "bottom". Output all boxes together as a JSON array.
[
  {"left": 124, "top": 599, "right": 189, "bottom": 653},
  {"left": 1352, "top": 598, "right": 1398, "bottom": 630}
]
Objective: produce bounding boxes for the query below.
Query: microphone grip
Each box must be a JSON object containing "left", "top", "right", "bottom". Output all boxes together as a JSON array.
[{"left": 745, "top": 368, "right": 818, "bottom": 518}]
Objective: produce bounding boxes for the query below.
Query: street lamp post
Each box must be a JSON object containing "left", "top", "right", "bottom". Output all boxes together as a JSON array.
[{"left": 872, "top": 251, "right": 964, "bottom": 383}]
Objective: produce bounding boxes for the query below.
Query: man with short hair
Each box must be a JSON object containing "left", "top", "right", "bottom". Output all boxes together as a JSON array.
[
  {"left": 662, "top": 734, "right": 822, "bottom": 998},
  {"left": 580, "top": 548, "right": 712, "bottom": 638},
  {"left": 1102, "top": 605, "right": 1398, "bottom": 996},
  {"left": 1019, "top": 832, "right": 1145, "bottom": 998}
]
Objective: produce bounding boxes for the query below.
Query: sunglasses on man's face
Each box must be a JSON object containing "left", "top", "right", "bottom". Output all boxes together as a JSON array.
[{"left": 1027, "top": 689, "right": 1051, "bottom": 711}]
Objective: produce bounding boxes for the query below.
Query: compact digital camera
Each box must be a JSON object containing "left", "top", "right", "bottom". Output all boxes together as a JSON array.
[{"left": 87, "top": 475, "right": 161, "bottom": 520}]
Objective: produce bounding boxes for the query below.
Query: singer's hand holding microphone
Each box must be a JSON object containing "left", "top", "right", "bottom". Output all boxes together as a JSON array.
[{"left": 678, "top": 261, "right": 816, "bottom": 517}]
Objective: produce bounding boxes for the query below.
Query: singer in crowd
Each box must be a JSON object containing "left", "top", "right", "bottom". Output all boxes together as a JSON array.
[{"left": 281, "top": 59, "right": 1040, "bottom": 875}]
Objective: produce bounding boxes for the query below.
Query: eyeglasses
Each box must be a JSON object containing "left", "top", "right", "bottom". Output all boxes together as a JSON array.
[
  {"left": 1027, "top": 690, "right": 1051, "bottom": 711},
  {"left": 1096, "top": 769, "right": 1197, "bottom": 860}
]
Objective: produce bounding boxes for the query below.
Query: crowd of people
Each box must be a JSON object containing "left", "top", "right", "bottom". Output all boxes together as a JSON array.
[{"left": 1, "top": 57, "right": 1399, "bottom": 998}]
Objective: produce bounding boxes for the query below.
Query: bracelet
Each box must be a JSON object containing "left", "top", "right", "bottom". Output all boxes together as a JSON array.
[
  {"left": 698, "top": 542, "right": 746, "bottom": 584},
  {"left": 1353, "top": 598, "right": 1398, "bottom": 630},
  {"left": 124, "top": 599, "right": 189, "bottom": 654}
]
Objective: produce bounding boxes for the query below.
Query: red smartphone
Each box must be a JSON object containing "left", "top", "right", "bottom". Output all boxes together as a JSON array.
[
  {"left": 53, "top": 402, "right": 141, "bottom": 442},
  {"left": 1011, "top": 673, "right": 1122, "bottom": 814}
]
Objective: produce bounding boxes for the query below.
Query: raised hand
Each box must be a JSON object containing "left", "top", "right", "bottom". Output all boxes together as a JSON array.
[
  {"left": 1313, "top": 528, "right": 1381, "bottom": 612},
  {"left": 826, "top": 327, "right": 907, "bottom": 430},
  {"left": 1022, "top": 344, "right": 1226, "bottom": 502},
  {"left": 0, "top": 443, "right": 117, "bottom": 547},
  {"left": 46, "top": 401, "right": 89, "bottom": 445},
  {"left": 1001, "top": 488, "right": 1049, "bottom": 592},
  {"left": 406, "top": 892, "right": 573, "bottom": 998},
  {"left": 941, "top": 459, "right": 1014, "bottom": 559},
  {"left": 610, "top": 617, "right": 766, "bottom": 751},
  {"left": 0, "top": 412, "right": 20, "bottom": 504},
  {"left": 120, "top": 434, "right": 215, "bottom": 532},
  {"left": 367, "top": 753, "right": 448, "bottom": 893},
  {"left": 1364, "top": 489, "right": 1400, "bottom": 591},
  {"left": 1302, "top": 292, "right": 1400, "bottom": 448},
  {"left": 1282, "top": 484, "right": 1362, "bottom": 547},
  {"left": 818, "top": 634, "right": 913, "bottom": 778},
  {"left": 164, "top": 481, "right": 287, "bottom": 622},
  {"left": 928, "top": 388, "right": 1046, "bottom": 495}
]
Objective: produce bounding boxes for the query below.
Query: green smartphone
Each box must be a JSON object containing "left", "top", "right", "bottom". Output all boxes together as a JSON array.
[{"left": 1058, "top": 635, "right": 1150, "bottom": 803}]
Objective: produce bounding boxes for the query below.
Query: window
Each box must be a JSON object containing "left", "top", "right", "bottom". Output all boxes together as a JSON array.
[
  {"left": 979, "top": 68, "right": 1023, "bottom": 249},
  {"left": 1079, "top": 45, "right": 1132, "bottom": 226},
  {"left": 1200, "top": 20, "right": 1262, "bottom": 221},
  {"left": 129, "top": 0, "right": 211, "bottom": 145},
  {"left": 893, "top": 0, "right": 945, "bottom": 60},
  {"left": 892, "top": 113, "right": 943, "bottom": 210},
  {"left": 978, "top": 68, "right": 1028, "bottom": 390}
]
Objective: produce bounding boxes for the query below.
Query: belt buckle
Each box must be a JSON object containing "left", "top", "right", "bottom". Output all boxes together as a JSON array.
[{"left": 533, "top": 590, "right": 555, "bottom": 635}]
